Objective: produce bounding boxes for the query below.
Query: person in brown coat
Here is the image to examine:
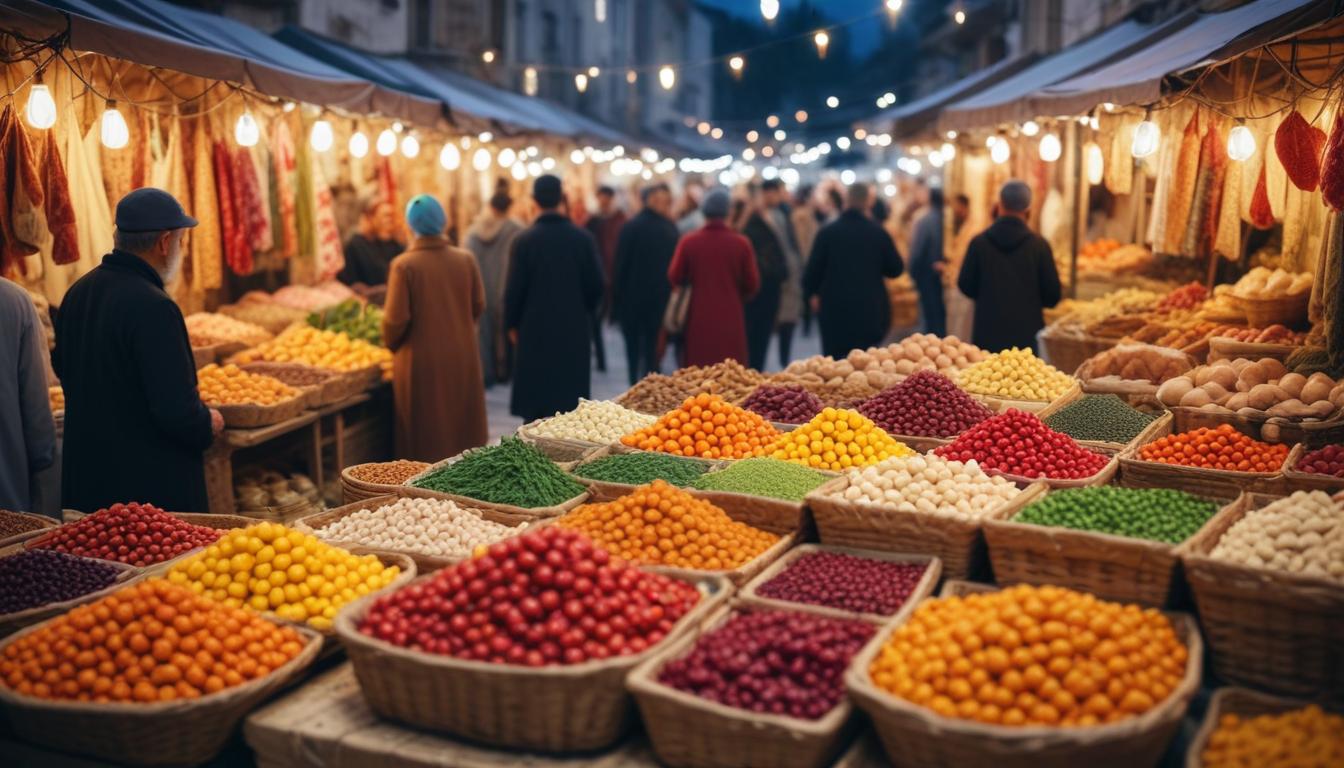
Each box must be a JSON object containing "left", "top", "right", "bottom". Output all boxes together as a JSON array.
[{"left": 382, "top": 195, "right": 488, "bottom": 461}]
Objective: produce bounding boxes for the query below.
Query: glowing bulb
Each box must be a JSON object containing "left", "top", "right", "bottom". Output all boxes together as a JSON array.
[
  {"left": 954, "top": 9, "right": 966, "bottom": 24},
  {"left": 570, "top": 149, "right": 585, "bottom": 164},
  {"left": 1038, "top": 132, "right": 1061, "bottom": 162},
  {"left": 813, "top": 31, "right": 830, "bottom": 58},
  {"left": 588, "top": 66, "right": 600, "bottom": 78},
  {"left": 742, "top": 148, "right": 756, "bottom": 161},
  {"left": 523, "top": 67, "right": 538, "bottom": 96},
  {"left": 795, "top": 110, "right": 808, "bottom": 123},
  {"left": 350, "top": 131, "right": 369, "bottom": 158},
  {"left": 886, "top": 0, "right": 903, "bottom": 13},
  {"left": 991, "top": 140, "right": 1010, "bottom": 164},
  {"left": 100, "top": 102, "right": 129, "bottom": 149},
  {"left": 767, "top": 115, "right": 780, "bottom": 129},
  {"left": 575, "top": 73, "right": 589, "bottom": 93},
  {"left": 234, "top": 111, "right": 259, "bottom": 147},
  {"left": 439, "top": 143, "right": 461, "bottom": 170},
  {"left": 711, "top": 127, "right": 723, "bottom": 139},
  {"left": 472, "top": 147, "right": 492, "bottom": 171},
  {"left": 511, "top": 161, "right": 528, "bottom": 181},
  {"left": 928, "top": 151, "right": 944, "bottom": 168},
  {"left": 1021, "top": 120, "right": 1040, "bottom": 137},
  {"left": 626, "top": 70, "right": 637, "bottom": 84},
  {"left": 826, "top": 96, "right": 839, "bottom": 109},
  {"left": 729, "top": 55, "right": 744, "bottom": 74},
  {"left": 985, "top": 135, "right": 999, "bottom": 148},
  {"left": 836, "top": 136, "right": 851, "bottom": 150},
  {"left": 595, "top": 0, "right": 606, "bottom": 23},
  {"left": 775, "top": 129, "right": 787, "bottom": 141},
  {"left": 309, "top": 119, "right": 333, "bottom": 152},
  {"left": 1227, "top": 124, "right": 1256, "bottom": 161},
  {"left": 542, "top": 157, "right": 556, "bottom": 170},
  {"left": 840, "top": 169, "right": 856, "bottom": 185},
  {"left": 400, "top": 134, "right": 420, "bottom": 158},
  {"left": 479, "top": 132, "right": 494, "bottom": 143},
  {"left": 376, "top": 129, "right": 397, "bottom": 156},
  {"left": 25, "top": 82, "right": 56, "bottom": 129},
  {"left": 1086, "top": 142, "right": 1104, "bottom": 185},
  {"left": 659, "top": 66, "right": 675, "bottom": 90},
  {"left": 498, "top": 147, "right": 517, "bottom": 167},
  {"left": 940, "top": 142, "right": 956, "bottom": 161},
  {"left": 760, "top": 0, "right": 779, "bottom": 21},
  {"left": 1131, "top": 119, "right": 1160, "bottom": 158},
  {"left": 481, "top": 49, "right": 496, "bottom": 64},
  {"left": 527, "top": 161, "right": 542, "bottom": 177},
  {"left": 697, "top": 121, "right": 710, "bottom": 135}
]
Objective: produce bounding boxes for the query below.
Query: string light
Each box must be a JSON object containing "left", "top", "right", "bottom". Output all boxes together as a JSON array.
[
  {"left": 570, "top": 148, "right": 585, "bottom": 164},
  {"left": 349, "top": 131, "right": 369, "bottom": 158},
  {"left": 1131, "top": 111, "right": 1160, "bottom": 158},
  {"left": 25, "top": 77, "right": 55, "bottom": 129},
  {"left": 523, "top": 67, "right": 538, "bottom": 96},
  {"left": 775, "top": 129, "right": 787, "bottom": 141},
  {"left": 594, "top": 0, "right": 606, "bottom": 23},
  {"left": 795, "top": 110, "right": 808, "bottom": 123},
  {"left": 511, "top": 161, "right": 528, "bottom": 181},
  {"left": 814, "top": 31, "right": 830, "bottom": 58},
  {"left": 742, "top": 148, "right": 756, "bottom": 161},
  {"left": 886, "top": 0, "right": 903, "bottom": 18},
  {"left": 746, "top": 130, "right": 759, "bottom": 142},
  {"left": 479, "top": 131, "right": 494, "bottom": 143},
  {"left": 1021, "top": 120, "right": 1040, "bottom": 137},
  {"left": 854, "top": 128, "right": 867, "bottom": 140},
  {"left": 1086, "top": 142, "right": 1105, "bottom": 184},
  {"left": 826, "top": 96, "right": 839, "bottom": 108},
  {"left": 697, "top": 121, "right": 711, "bottom": 135},
  {"left": 472, "top": 147, "right": 492, "bottom": 171},
  {"left": 376, "top": 128, "right": 397, "bottom": 156},
  {"left": 836, "top": 136, "right": 851, "bottom": 150},
  {"left": 234, "top": 111, "right": 259, "bottom": 147},
  {"left": 711, "top": 127, "right": 723, "bottom": 139},
  {"left": 954, "top": 9, "right": 966, "bottom": 24},
  {"left": 400, "top": 134, "right": 420, "bottom": 158},
  {"left": 991, "top": 139, "right": 1010, "bottom": 164},
  {"left": 626, "top": 70, "right": 637, "bottom": 84},
  {"left": 1038, "top": 132, "right": 1061, "bottom": 162},
  {"left": 99, "top": 100, "right": 129, "bottom": 149},
  {"left": 481, "top": 50, "right": 496, "bottom": 64},
  {"left": 766, "top": 115, "right": 780, "bottom": 128},
  {"left": 439, "top": 142, "right": 460, "bottom": 170},
  {"left": 761, "top": 146, "right": 775, "bottom": 157},
  {"left": 282, "top": 102, "right": 296, "bottom": 113},
  {"left": 659, "top": 66, "right": 675, "bottom": 90},
  {"left": 1227, "top": 121, "right": 1256, "bottom": 161},
  {"left": 309, "top": 119, "right": 333, "bottom": 152},
  {"left": 760, "top": 0, "right": 779, "bottom": 21},
  {"left": 587, "top": 66, "right": 600, "bottom": 78},
  {"left": 729, "top": 55, "right": 744, "bottom": 77},
  {"left": 575, "top": 73, "right": 589, "bottom": 93},
  {"left": 498, "top": 147, "right": 517, "bottom": 167},
  {"left": 939, "top": 142, "right": 956, "bottom": 161}
]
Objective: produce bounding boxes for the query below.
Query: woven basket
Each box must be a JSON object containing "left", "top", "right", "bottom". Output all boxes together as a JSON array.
[
  {"left": 292, "top": 494, "right": 534, "bottom": 573},
  {"left": 1181, "top": 493, "right": 1344, "bottom": 701},
  {"left": 191, "top": 344, "right": 219, "bottom": 369},
  {"left": 1169, "top": 405, "right": 1344, "bottom": 449},
  {"left": 1118, "top": 421, "right": 1296, "bottom": 499},
  {"left": 1205, "top": 336, "right": 1299, "bottom": 363},
  {"left": 211, "top": 393, "right": 309, "bottom": 429},
  {"left": 403, "top": 453, "right": 591, "bottom": 521},
  {"left": 846, "top": 599, "right": 1203, "bottom": 768},
  {"left": 28, "top": 513, "right": 257, "bottom": 578},
  {"left": 0, "top": 557, "right": 140, "bottom": 637},
  {"left": 1039, "top": 332, "right": 1120, "bottom": 377},
  {"left": 1182, "top": 687, "right": 1339, "bottom": 768},
  {"left": 1229, "top": 291, "right": 1309, "bottom": 328},
  {"left": 983, "top": 444, "right": 1121, "bottom": 490},
  {"left": 0, "top": 510, "right": 60, "bottom": 550},
  {"left": 806, "top": 480, "right": 1046, "bottom": 581},
  {"left": 1279, "top": 447, "right": 1344, "bottom": 493},
  {"left": 983, "top": 485, "right": 1224, "bottom": 607},
  {"left": 975, "top": 381, "right": 1082, "bottom": 416},
  {"left": 627, "top": 602, "right": 875, "bottom": 768},
  {"left": 0, "top": 619, "right": 323, "bottom": 766},
  {"left": 339, "top": 462, "right": 430, "bottom": 505},
  {"left": 737, "top": 545, "right": 942, "bottom": 624},
  {"left": 517, "top": 419, "right": 609, "bottom": 462},
  {"left": 569, "top": 447, "right": 722, "bottom": 502},
  {"left": 644, "top": 530, "right": 799, "bottom": 587},
  {"left": 334, "top": 572, "right": 730, "bottom": 752}
]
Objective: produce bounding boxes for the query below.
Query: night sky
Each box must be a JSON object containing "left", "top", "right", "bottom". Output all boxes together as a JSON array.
[{"left": 698, "top": 0, "right": 887, "bottom": 58}]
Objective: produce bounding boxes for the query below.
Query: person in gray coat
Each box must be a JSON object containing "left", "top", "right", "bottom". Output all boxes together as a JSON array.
[
  {"left": 465, "top": 192, "right": 522, "bottom": 387},
  {"left": 0, "top": 279, "right": 55, "bottom": 513}
]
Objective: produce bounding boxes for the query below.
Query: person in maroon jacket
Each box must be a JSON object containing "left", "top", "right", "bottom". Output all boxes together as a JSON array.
[
  {"left": 666, "top": 188, "right": 760, "bottom": 367},
  {"left": 583, "top": 185, "right": 625, "bottom": 372}
]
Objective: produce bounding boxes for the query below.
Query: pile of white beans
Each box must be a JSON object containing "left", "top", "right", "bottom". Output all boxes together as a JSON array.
[
  {"left": 1210, "top": 490, "right": 1344, "bottom": 579},
  {"left": 315, "top": 497, "right": 521, "bottom": 558},
  {"left": 529, "top": 398, "right": 657, "bottom": 443},
  {"left": 821, "top": 454, "right": 1021, "bottom": 521}
]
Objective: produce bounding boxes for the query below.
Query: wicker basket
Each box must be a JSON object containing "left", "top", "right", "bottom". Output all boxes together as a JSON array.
[
  {"left": 645, "top": 530, "right": 800, "bottom": 587},
  {"left": 403, "top": 453, "right": 591, "bottom": 521},
  {"left": 211, "top": 393, "right": 309, "bottom": 429},
  {"left": 0, "top": 557, "right": 140, "bottom": 637},
  {"left": 627, "top": 602, "right": 875, "bottom": 768},
  {"left": 983, "top": 485, "right": 1224, "bottom": 607},
  {"left": 334, "top": 572, "right": 730, "bottom": 752},
  {"left": 0, "top": 619, "right": 323, "bottom": 766},
  {"left": 517, "top": 419, "right": 609, "bottom": 462},
  {"left": 1229, "top": 291, "right": 1309, "bottom": 328},
  {"left": 975, "top": 381, "right": 1082, "bottom": 416},
  {"left": 1181, "top": 493, "right": 1344, "bottom": 701},
  {"left": 1118, "top": 421, "right": 1297, "bottom": 499},
  {"left": 737, "top": 545, "right": 942, "bottom": 624},
  {"left": 846, "top": 599, "right": 1203, "bottom": 768},
  {"left": 1039, "top": 332, "right": 1121, "bottom": 377},
  {"left": 806, "top": 480, "right": 1046, "bottom": 581},
  {"left": 1169, "top": 405, "right": 1344, "bottom": 449},
  {"left": 1279, "top": 447, "right": 1344, "bottom": 493},
  {"left": 340, "top": 464, "right": 415, "bottom": 505},
  {"left": 0, "top": 510, "right": 60, "bottom": 550},
  {"left": 983, "top": 444, "right": 1121, "bottom": 490},
  {"left": 569, "top": 447, "right": 721, "bottom": 502},
  {"left": 1183, "top": 687, "right": 1338, "bottom": 768},
  {"left": 1205, "top": 336, "right": 1299, "bottom": 363}
]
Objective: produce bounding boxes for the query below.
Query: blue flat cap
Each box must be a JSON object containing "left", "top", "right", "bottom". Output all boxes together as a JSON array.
[{"left": 115, "top": 188, "right": 198, "bottom": 232}]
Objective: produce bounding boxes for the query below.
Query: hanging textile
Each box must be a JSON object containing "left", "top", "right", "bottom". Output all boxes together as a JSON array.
[
  {"left": 77, "top": 116, "right": 115, "bottom": 265},
  {"left": 248, "top": 140, "right": 274, "bottom": 251},
  {"left": 1162, "top": 110, "right": 1202, "bottom": 255},
  {"left": 271, "top": 117, "right": 298, "bottom": 259},
  {"left": 1104, "top": 117, "right": 1134, "bottom": 195},
  {"left": 1264, "top": 114, "right": 1289, "bottom": 220},
  {"left": 100, "top": 110, "right": 134, "bottom": 206},
  {"left": 0, "top": 104, "right": 44, "bottom": 274},
  {"left": 292, "top": 114, "right": 317, "bottom": 283},
  {"left": 311, "top": 154, "right": 343, "bottom": 281},
  {"left": 1145, "top": 109, "right": 1179, "bottom": 250},
  {"left": 131, "top": 110, "right": 150, "bottom": 191},
  {"left": 1182, "top": 116, "right": 1226, "bottom": 258},
  {"left": 375, "top": 156, "right": 397, "bottom": 213},
  {"left": 1213, "top": 153, "right": 1244, "bottom": 261},
  {"left": 214, "top": 139, "right": 250, "bottom": 276},
  {"left": 233, "top": 146, "right": 271, "bottom": 253},
  {"left": 189, "top": 116, "right": 222, "bottom": 292}
]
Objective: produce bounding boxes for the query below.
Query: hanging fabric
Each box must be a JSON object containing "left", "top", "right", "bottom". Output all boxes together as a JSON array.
[
  {"left": 233, "top": 145, "right": 271, "bottom": 253},
  {"left": 272, "top": 117, "right": 299, "bottom": 259},
  {"left": 1162, "top": 109, "right": 1202, "bottom": 255},
  {"left": 189, "top": 115, "right": 222, "bottom": 292},
  {"left": 0, "top": 104, "right": 44, "bottom": 274}
]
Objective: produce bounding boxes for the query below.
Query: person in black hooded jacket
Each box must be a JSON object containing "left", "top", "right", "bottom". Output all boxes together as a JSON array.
[{"left": 957, "top": 180, "right": 1062, "bottom": 353}]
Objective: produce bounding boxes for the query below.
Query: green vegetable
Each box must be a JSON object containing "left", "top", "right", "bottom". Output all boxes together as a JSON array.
[
  {"left": 411, "top": 437, "right": 584, "bottom": 508},
  {"left": 573, "top": 452, "right": 709, "bottom": 487},
  {"left": 1043, "top": 394, "right": 1156, "bottom": 444},
  {"left": 308, "top": 299, "right": 384, "bottom": 346},
  {"left": 1014, "top": 486, "right": 1218, "bottom": 544},
  {"left": 690, "top": 458, "right": 829, "bottom": 502}
]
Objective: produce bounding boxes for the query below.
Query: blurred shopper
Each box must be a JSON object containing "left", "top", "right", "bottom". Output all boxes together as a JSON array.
[
  {"left": 945, "top": 193, "right": 976, "bottom": 341},
  {"left": 957, "top": 180, "right": 1062, "bottom": 353},
  {"left": 338, "top": 197, "right": 404, "bottom": 295},
  {"left": 742, "top": 182, "right": 790, "bottom": 370},
  {"left": 804, "top": 183, "right": 904, "bottom": 358},
  {"left": 584, "top": 186, "right": 624, "bottom": 372},
  {"left": 54, "top": 189, "right": 223, "bottom": 512},
  {"left": 909, "top": 187, "right": 947, "bottom": 336},
  {"left": 768, "top": 180, "right": 804, "bottom": 366},
  {"left": 383, "top": 195, "right": 487, "bottom": 461},
  {"left": 506, "top": 175, "right": 604, "bottom": 422},
  {"left": 612, "top": 183, "right": 679, "bottom": 385},
  {"left": 466, "top": 192, "right": 522, "bottom": 387},
  {"left": 677, "top": 182, "right": 705, "bottom": 235},
  {"left": 667, "top": 189, "right": 760, "bottom": 367},
  {"left": 0, "top": 279, "right": 55, "bottom": 513},
  {"left": 791, "top": 186, "right": 820, "bottom": 338}
]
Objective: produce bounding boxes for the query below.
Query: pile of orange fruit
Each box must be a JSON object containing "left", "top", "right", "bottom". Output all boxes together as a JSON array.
[
  {"left": 197, "top": 364, "right": 301, "bottom": 406},
  {"left": 555, "top": 480, "right": 779, "bottom": 571},
  {"left": 1138, "top": 424, "right": 1289, "bottom": 473},
  {"left": 1201, "top": 704, "right": 1344, "bottom": 768},
  {"left": 869, "top": 584, "right": 1187, "bottom": 727},
  {"left": 620, "top": 394, "right": 779, "bottom": 459},
  {"left": 231, "top": 325, "right": 391, "bottom": 376},
  {"left": 0, "top": 579, "right": 307, "bottom": 703}
]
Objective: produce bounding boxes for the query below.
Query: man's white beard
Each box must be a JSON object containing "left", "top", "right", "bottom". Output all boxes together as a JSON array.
[{"left": 160, "top": 247, "right": 184, "bottom": 285}]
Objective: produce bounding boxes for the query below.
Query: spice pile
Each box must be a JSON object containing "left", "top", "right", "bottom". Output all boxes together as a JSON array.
[
  {"left": 1014, "top": 487, "right": 1218, "bottom": 544},
  {"left": 1200, "top": 704, "right": 1344, "bottom": 768},
  {"left": 557, "top": 480, "right": 779, "bottom": 571},
  {"left": 0, "top": 509, "right": 49, "bottom": 540},
  {"left": 740, "top": 385, "right": 824, "bottom": 424},
  {"left": 617, "top": 361, "right": 766, "bottom": 415},
  {"left": 1208, "top": 491, "right": 1344, "bottom": 579},
  {"left": 313, "top": 497, "right": 522, "bottom": 560},
  {"left": 410, "top": 438, "right": 586, "bottom": 508},
  {"left": 359, "top": 527, "right": 701, "bottom": 664},
  {"left": 620, "top": 394, "right": 779, "bottom": 460},
  {"left": 346, "top": 460, "right": 432, "bottom": 486},
  {"left": 934, "top": 411, "right": 1110, "bottom": 480},
  {"left": 1138, "top": 424, "right": 1290, "bottom": 473},
  {"left": 573, "top": 452, "right": 710, "bottom": 488},
  {"left": 1042, "top": 395, "right": 1157, "bottom": 444},
  {"left": 197, "top": 364, "right": 301, "bottom": 406},
  {"left": 819, "top": 454, "right": 1021, "bottom": 520},
  {"left": 0, "top": 550, "right": 123, "bottom": 614},
  {"left": 857, "top": 371, "right": 994, "bottom": 438},
  {"left": 34, "top": 503, "right": 222, "bottom": 566},
  {"left": 528, "top": 399, "right": 657, "bottom": 443},
  {"left": 767, "top": 408, "right": 913, "bottom": 471},
  {"left": 690, "top": 458, "right": 830, "bottom": 502},
  {"left": 957, "top": 348, "right": 1074, "bottom": 401},
  {"left": 755, "top": 552, "right": 927, "bottom": 616}
]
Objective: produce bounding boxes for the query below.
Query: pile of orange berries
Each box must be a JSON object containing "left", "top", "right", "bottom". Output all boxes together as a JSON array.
[
  {"left": 1138, "top": 423, "right": 1289, "bottom": 473},
  {"left": 0, "top": 580, "right": 307, "bottom": 703},
  {"left": 556, "top": 480, "right": 779, "bottom": 571},
  {"left": 1202, "top": 704, "right": 1344, "bottom": 768},
  {"left": 869, "top": 584, "right": 1187, "bottom": 727},
  {"left": 621, "top": 394, "right": 779, "bottom": 459},
  {"left": 197, "top": 363, "right": 301, "bottom": 406}
]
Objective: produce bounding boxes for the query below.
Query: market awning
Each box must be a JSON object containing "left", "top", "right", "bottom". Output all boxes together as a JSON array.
[
  {"left": 0, "top": 0, "right": 445, "bottom": 126},
  {"left": 870, "top": 54, "right": 1037, "bottom": 139},
  {"left": 1029, "top": 0, "right": 1334, "bottom": 117}
]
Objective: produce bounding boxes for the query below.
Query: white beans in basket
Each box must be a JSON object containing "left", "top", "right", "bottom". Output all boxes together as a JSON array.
[
  {"left": 529, "top": 398, "right": 657, "bottom": 443},
  {"left": 1210, "top": 490, "right": 1344, "bottom": 579},
  {"left": 315, "top": 498, "right": 521, "bottom": 559},
  {"left": 819, "top": 454, "right": 1020, "bottom": 521}
]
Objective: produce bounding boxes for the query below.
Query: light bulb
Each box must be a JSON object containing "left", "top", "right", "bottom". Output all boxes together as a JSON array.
[
  {"left": 813, "top": 31, "right": 829, "bottom": 58},
  {"left": 711, "top": 127, "right": 723, "bottom": 139},
  {"left": 697, "top": 121, "right": 710, "bottom": 135},
  {"left": 795, "top": 110, "right": 808, "bottom": 123},
  {"left": 1086, "top": 142, "right": 1104, "bottom": 185},
  {"left": 775, "top": 129, "right": 787, "bottom": 141},
  {"left": 1131, "top": 119, "right": 1160, "bottom": 158},
  {"left": 439, "top": 143, "right": 461, "bottom": 170},
  {"left": 928, "top": 151, "right": 944, "bottom": 168},
  {"left": 991, "top": 140, "right": 1010, "bottom": 164},
  {"left": 1038, "top": 132, "right": 1061, "bottom": 162},
  {"left": 767, "top": 115, "right": 780, "bottom": 129},
  {"left": 886, "top": 0, "right": 903, "bottom": 13},
  {"left": 954, "top": 9, "right": 966, "bottom": 24},
  {"left": 350, "top": 131, "right": 369, "bottom": 158},
  {"left": 527, "top": 161, "right": 542, "bottom": 177},
  {"left": 523, "top": 67, "right": 538, "bottom": 96},
  {"left": 729, "top": 55, "right": 744, "bottom": 74},
  {"left": 570, "top": 148, "right": 585, "bottom": 164},
  {"left": 479, "top": 131, "right": 494, "bottom": 143},
  {"left": 234, "top": 111, "right": 259, "bottom": 147},
  {"left": 400, "top": 134, "right": 420, "bottom": 158},
  {"left": 836, "top": 136, "right": 851, "bottom": 150},
  {"left": 309, "top": 119, "right": 333, "bottom": 152},
  {"left": 840, "top": 169, "right": 856, "bottom": 185},
  {"left": 25, "top": 82, "right": 56, "bottom": 129},
  {"left": 742, "top": 148, "right": 756, "bottom": 161},
  {"left": 542, "top": 157, "right": 556, "bottom": 170},
  {"left": 100, "top": 102, "right": 129, "bottom": 149},
  {"left": 481, "top": 50, "right": 496, "bottom": 64},
  {"left": 472, "top": 147, "right": 492, "bottom": 171},
  {"left": 511, "top": 161, "right": 528, "bottom": 181},
  {"left": 985, "top": 135, "right": 999, "bottom": 148},
  {"left": 376, "top": 129, "right": 397, "bottom": 156},
  {"left": 575, "top": 73, "right": 589, "bottom": 93},
  {"left": 826, "top": 96, "right": 839, "bottom": 108},
  {"left": 498, "top": 147, "right": 517, "bottom": 167},
  {"left": 747, "top": 130, "right": 759, "bottom": 142},
  {"left": 1227, "top": 124, "right": 1256, "bottom": 161},
  {"left": 760, "top": 0, "right": 779, "bottom": 21},
  {"left": 940, "top": 142, "right": 956, "bottom": 161},
  {"left": 659, "top": 66, "right": 675, "bottom": 90},
  {"left": 1021, "top": 120, "right": 1040, "bottom": 137},
  {"left": 626, "top": 70, "right": 637, "bottom": 84},
  {"left": 594, "top": 0, "right": 606, "bottom": 23}
]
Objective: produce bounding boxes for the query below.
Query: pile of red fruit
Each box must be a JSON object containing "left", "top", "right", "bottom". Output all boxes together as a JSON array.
[
  {"left": 1295, "top": 444, "right": 1344, "bottom": 477},
  {"left": 857, "top": 370, "right": 994, "bottom": 438},
  {"left": 755, "top": 552, "right": 927, "bottom": 616},
  {"left": 657, "top": 610, "right": 874, "bottom": 720},
  {"left": 1155, "top": 282, "right": 1208, "bottom": 312},
  {"left": 32, "top": 502, "right": 222, "bottom": 566},
  {"left": 933, "top": 410, "right": 1109, "bottom": 480},
  {"left": 359, "top": 527, "right": 701, "bottom": 666},
  {"left": 740, "top": 385, "right": 824, "bottom": 425}
]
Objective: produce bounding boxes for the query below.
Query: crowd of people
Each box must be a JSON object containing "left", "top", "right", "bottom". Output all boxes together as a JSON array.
[{"left": 0, "top": 172, "right": 1060, "bottom": 516}]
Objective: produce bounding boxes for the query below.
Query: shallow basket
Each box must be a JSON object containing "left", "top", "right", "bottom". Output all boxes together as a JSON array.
[
  {"left": 1181, "top": 493, "right": 1344, "bottom": 701},
  {"left": 973, "top": 381, "right": 1081, "bottom": 416},
  {"left": 340, "top": 462, "right": 430, "bottom": 505},
  {"left": 0, "top": 617, "right": 323, "bottom": 766},
  {"left": 334, "top": 572, "right": 730, "bottom": 752},
  {"left": 403, "top": 452, "right": 591, "bottom": 521},
  {"left": 569, "top": 447, "right": 721, "bottom": 502},
  {"left": 1039, "top": 332, "right": 1120, "bottom": 377},
  {"left": 1279, "top": 446, "right": 1344, "bottom": 493},
  {"left": 1168, "top": 405, "right": 1344, "bottom": 450},
  {"left": 805, "top": 480, "right": 1045, "bottom": 581},
  {"left": 1229, "top": 290, "right": 1309, "bottom": 328},
  {"left": 1205, "top": 336, "right": 1299, "bottom": 363},
  {"left": 1039, "top": 400, "right": 1170, "bottom": 454},
  {"left": 983, "top": 444, "right": 1122, "bottom": 490},
  {"left": 1182, "top": 687, "right": 1340, "bottom": 768},
  {"left": 517, "top": 419, "right": 609, "bottom": 462},
  {"left": 0, "top": 510, "right": 60, "bottom": 550},
  {"left": 0, "top": 556, "right": 140, "bottom": 637},
  {"left": 210, "top": 393, "right": 309, "bottom": 429},
  {"left": 644, "top": 530, "right": 799, "bottom": 588},
  {"left": 1118, "top": 420, "right": 1296, "bottom": 499},
  {"left": 846, "top": 590, "right": 1203, "bottom": 768},
  {"left": 737, "top": 545, "right": 942, "bottom": 624}
]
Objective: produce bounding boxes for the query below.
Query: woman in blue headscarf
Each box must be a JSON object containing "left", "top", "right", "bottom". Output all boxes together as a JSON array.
[{"left": 381, "top": 194, "right": 488, "bottom": 460}]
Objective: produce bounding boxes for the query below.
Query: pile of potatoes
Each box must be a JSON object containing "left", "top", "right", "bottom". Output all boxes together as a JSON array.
[
  {"left": 1157, "top": 358, "right": 1344, "bottom": 420},
  {"left": 780, "top": 334, "right": 986, "bottom": 392}
]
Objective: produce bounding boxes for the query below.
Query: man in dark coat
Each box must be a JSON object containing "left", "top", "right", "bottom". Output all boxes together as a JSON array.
[
  {"left": 583, "top": 185, "right": 624, "bottom": 373},
  {"left": 957, "top": 180, "right": 1062, "bottom": 353},
  {"left": 337, "top": 197, "right": 404, "bottom": 292},
  {"left": 612, "top": 183, "right": 679, "bottom": 385},
  {"left": 741, "top": 183, "right": 789, "bottom": 370},
  {"left": 909, "top": 187, "right": 947, "bottom": 336},
  {"left": 505, "top": 175, "right": 604, "bottom": 422},
  {"left": 803, "top": 183, "right": 904, "bottom": 359},
  {"left": 53, "top": 188, "right": 223, "bottom": 513}
]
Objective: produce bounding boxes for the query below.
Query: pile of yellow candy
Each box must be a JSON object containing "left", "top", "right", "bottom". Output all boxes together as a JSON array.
[
  {"left": 767, "top": 407, "right": 913, "bottom": 471},
  {"left": 1201, "top": 704, "right": 1344, "bottom": 768},
  {"left": 166, "top": 522, "right": 400, "bottom": 631},
  {"left": 197, "top": 363, "right": 300, "bottom": 406},
  {"left": 232, "top": 325, "right": 391, "bottom": 376},
  {"left": 957, "top": 347, "right": 1074, "bottom": 401}
]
